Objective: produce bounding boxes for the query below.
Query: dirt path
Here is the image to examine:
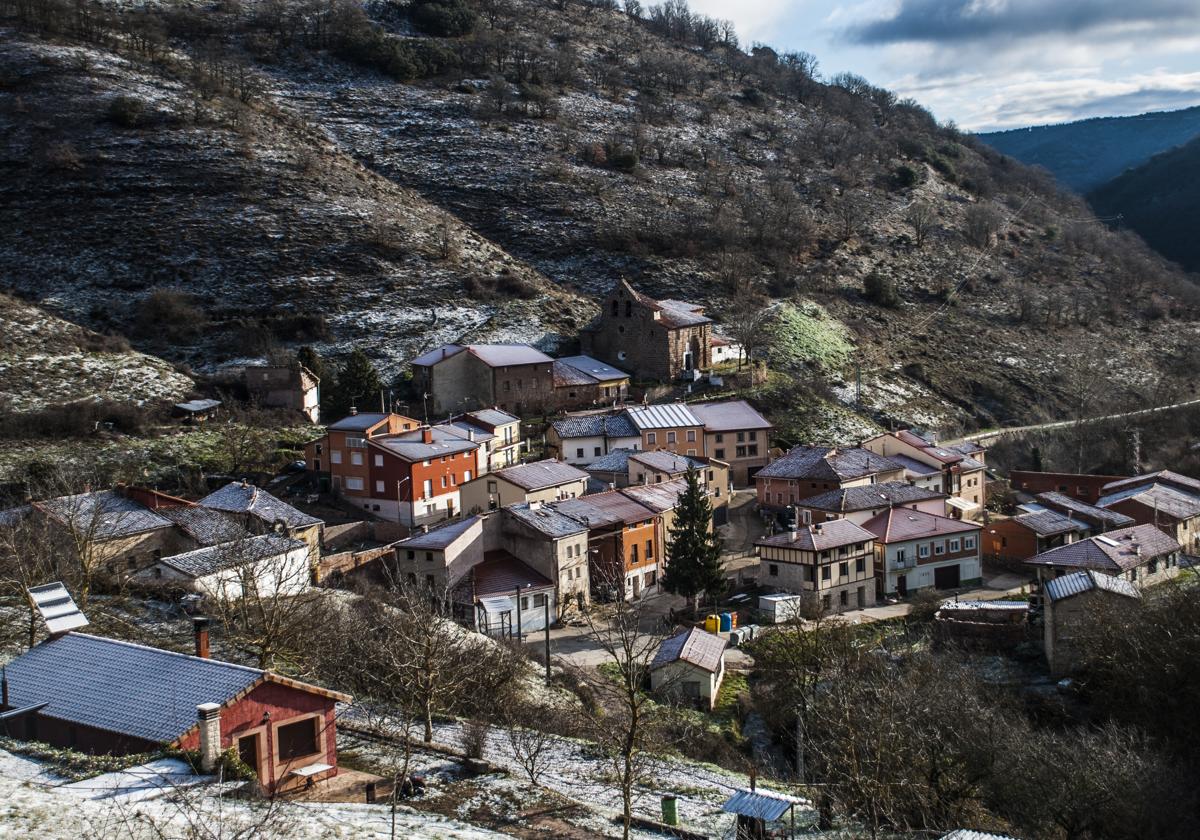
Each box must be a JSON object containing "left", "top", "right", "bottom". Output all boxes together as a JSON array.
[{"left": 945, "top": 395, "right": 1200, "bottom": 447}]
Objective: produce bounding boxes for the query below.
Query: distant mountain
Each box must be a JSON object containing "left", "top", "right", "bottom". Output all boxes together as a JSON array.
[
  {"left": 1089, "top": 135, "right": 1200, "bottom": 273},
  {"left": 977, "top": 107, "right": 1200, "bottom": 191}
]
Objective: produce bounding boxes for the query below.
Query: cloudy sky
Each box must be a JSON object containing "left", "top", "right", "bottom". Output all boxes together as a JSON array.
[{"left": 687, "top": 0, "right": 1200, "bottom": 131}]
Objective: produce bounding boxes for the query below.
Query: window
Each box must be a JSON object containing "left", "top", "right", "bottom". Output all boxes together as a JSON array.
[
  {"left": 646, "top": 539, "right": 654, "bottom": 558},
  {"left": 839, "top": 562, "right": 848, "bottom": 578},
  {"left": 625, "top": 299, "right": 632, "bottom": 316},
  {"left": 533, "top": 593, "right": 547, "bottom": 607},
  {"left": 277, "top": 718, "right": 319, "bottom": 760},
  {"left": 464, "top": 471, "right": 472, "bottom": 482},
  {"left": 950, "top": 538, "right": 961, "bottom": 552},
  {"left": 406, "top": 550, "right": 415, "bottom": 560},
  {"left": 715, "top": 449, "right": 725, "bottom": 459},
  {"left": 594, "top": 446, "right": 602, "bottom": 456},
  {"left": 450, "top": 474, "right": 456, "bottom": 486},
  {"left": 611, "top": 300, "right": 619, "bottom": 316},
  {"left": 315, "top": 443, "right": 323, "bottom": 455},
  {"left": 919, "top": 544, "right": 930, "bottom": 558},
  {"left": 347, "top": 436, "right": 366, "bottom": 448},
  {"left": 374, "top": 454, "right": 383, "bottom": 467},
  {"left": 314, "top": 458, "right": 321, "bottom": 471},
  {"left": 630, "top": 544, "right": 639, "bottom": 563},
  {"left": 856, "top": 557, "right": 865, "bottom": 573},
  {"left": 822, "top": 566, "right": 831, "bottom": 581},
  {"left": 407, "top": 572, "right": 417, "bottom": 585},
  {"left": 840, "top": 590, "right": 848, "bottom": 607},
  {"left": 737, "top": 431, "right": 745, "bottom": 442},
  {"left": 964, "top": 536, "right": 976, "bottom": 550},
  {"left": 748, "top": 445, "right": 758, "bottom": 457},
  {"left": 375, "top": 481, "right": 385, "bottom": 494},
  {"left": 736, "top": 446, "right": 747, "bottom": 458},
  {"left": 687, "top": 430, "right": 696, "bottom": 442},
  {"left": 425, "top": 552, "right": 434, "bottom": 563},
  {"left": 441, "top": 476, "right": 447, "bottom": 489},
  {"left": 667, "top": 431, "right": 677, "bottom": 444},
  {"left": 345, "top": 477, "right": 364, "bottom": 491},
  {"left": 331, "top": 450, "right": 342, "bottom": 464},
  {"left": 935, "top": 543, "right": 945, "bottom": 555},
  {"left": 897, "top": 549, "right": 907, "bottom": 563},
  {"left": 422, "top": 479, "right": 433, "bottom": 499},
  {"left": 769, "top": 563, "right": 779, "bottom": 577},
  {"left": 350, "top": 451, "right": 363, "bottom": 466},
  {"left": 647, "top": 432, "right": 657, "bottom": 445},
  {"left": 504, "top": 381, "right": 511, "bottom": 391},
  {"left": 576, "top": 448, "right": 584, "bottom": 458},
  {"left": 715, "top": 433, "right": 724, "bottom": 443},
  {"left": 423, "top": 459, "right": 431, "bottom": 467}
]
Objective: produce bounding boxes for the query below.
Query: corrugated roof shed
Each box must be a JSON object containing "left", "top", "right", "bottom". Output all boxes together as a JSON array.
[
  {"left": 200, "top": 482, "right": 322, "bottom": 529},
  {"left": 1044, "top": 569, "right": 1141, "bottom": 602},
  {"left": 721, "top": 788, "right": 805, "bottom": 821},
  {"left": 652, "top": 627, "right": 727, "bottom": 673},
  {"left": 159, "top": 534, "right": 306, "bottom": 579},
  {"left": 627, "top": 403, "right": 702, "bottom": 430}
]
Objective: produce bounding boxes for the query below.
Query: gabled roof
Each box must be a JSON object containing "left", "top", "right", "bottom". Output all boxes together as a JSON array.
[
  {"left": 1034, "top": 491, "right": 1135, "bottom": 529},
  {"left": 627, "top": 403, "right": 701, "bottom": 430},
  {"left": 327, "top": 412, "right": 390, "bottom": 431},
  {"left": 1044, "top": 569, "right": 1140, "bottom": 602},
  {"left": 620, "top": 479, "right": 688, "bottom": 513},
  {"left": 0, "top": 632, "right": 348, "bottom": 745},
  {"left": 410, "top": 344, "right": 465, "bottom": 367},
  {"left": 199, "top": 482, "right": 322, "bottom": 529},
  {"left": 376, "top": 426, "right": 480, "bottom": 461},
  {"left": 629, "top": 450, "right": 705, "bottom": 475},
  {"left": 652, "top": 627, "right": 726, "bottom": 673},
  {"left": 1098, "top": 483, "right": 1200, "bottom": 520},
  {"left": 551, "top": 413, "right": 639, "bottom": 439},
  {"left": 1006, "top": 509, "right": 1087, "bottom": 537},
  {"left": 655, "top": 299, "right": 712, "bottom": 328},
  {"left": 756, "top": 518, "right": 877, "bottom": 552},
  {"left": 504, "top": 503, "right": 588, "bottom": 538},
  {"left": 888, "top": 453, "right": 941, "bottom": 477},
  {"left": 469, "top": 550, "right": 554, "bottom": 598},
  {"left": 585, "top": 448, "right": 637, "bottom": 473},
  {"left": 552, "top": 490, "right": 656, "bottom": 528},
  {"left": 552, "top": 359, "right": 599, "bottom": 387},
  {"left": 491, "top": 459, "right": 589, "bottom": 491},
  {"left": 798, "top": 482, "right": 947, "bottom": 513},
  {"left": 722, "top": 788, "right": 805, "bottom": 822},
  {"left": 158, "top": 534, "right": 306, "bottom": 579},
  {"left": 395, "top": 516, "right": 481, "bottom": 551},
  {"left": 157, "top": 507, "right": 248, "bottom": 547},
  {"left": 463, "top": 408, "right": 519, "bottom": 429},
  {"left": 862, "top": 508, "right": 981, "bottom": 543},
  {"left": 689, "top": 400, "right": 772, "bottom": 432},
  {"left": 466, "top": 344, "right": 553, "bottom": 367},
  {"left": 1101, "top": 470, "right": 1200, "bottom": 496},
  {"left": 1026, "top": 523, "right": 1180, "bottom": 572},
  {"left": 757, "top": 446, "right": 903, "bottom": 482},
  {"left": 555, "top": 355, "right": 629, "bottom": 384},
  {"left": 444, "top": 420, "right": 495, "bottom": 443},
  {"left": 34, "top": 490, "right": 173, "bottom": 540}
]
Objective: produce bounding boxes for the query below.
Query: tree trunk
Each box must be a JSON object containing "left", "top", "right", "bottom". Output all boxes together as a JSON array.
[{"left": 795, "top": 706, "right": 806, "bottom": 782}]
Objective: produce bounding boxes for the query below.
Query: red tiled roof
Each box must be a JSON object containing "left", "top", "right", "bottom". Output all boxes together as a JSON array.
[
  {"left": 861, "top": 508, "right": 981, "bottom": 543},
  {"left": 470, "top": 550, "right": 554, "bottom": 598}
]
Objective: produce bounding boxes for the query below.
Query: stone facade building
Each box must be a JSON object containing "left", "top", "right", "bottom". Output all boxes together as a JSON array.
[{"left": 581, "top": 280, "right": 712, "bottom": 382}]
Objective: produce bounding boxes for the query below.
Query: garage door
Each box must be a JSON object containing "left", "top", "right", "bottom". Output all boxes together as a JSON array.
[{"left": 934, "top": 564, "right": 960, "bottom": 590}]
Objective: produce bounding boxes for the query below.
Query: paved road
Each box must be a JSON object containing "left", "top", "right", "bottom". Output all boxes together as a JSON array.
[{"left": 945, "top": 395, "right": 1200, "bottom": 447}]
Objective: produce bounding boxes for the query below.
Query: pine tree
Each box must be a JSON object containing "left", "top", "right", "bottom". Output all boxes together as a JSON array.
[
  {"left": 662, "top": 465, "right": 725, "bottom": 615},
  {"left": 296, "top": 345, "right": 328, "bottom": 385},
  {"left": 326, "top": 349, "right": 383, "bottom": 419}
]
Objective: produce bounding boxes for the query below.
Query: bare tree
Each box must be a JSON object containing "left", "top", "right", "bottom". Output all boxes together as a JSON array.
[
  {"left": 720, "top": 289, "right": 776, "bottom": 370},
  {"left": 905, "top": 200, "right": 937, "bottom": 248},
  {"left": 502, "top": 703, "right": 563, "bottom": 784},
  {"left": 0, "top": 512, "right": 58, "bottom": 648},
  {"left": 963, "top": 203, "right": 1002, "bottom": 249}
]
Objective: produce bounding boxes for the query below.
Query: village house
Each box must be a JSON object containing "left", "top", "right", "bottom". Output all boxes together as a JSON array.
[
  {"left": 1025, "top": 523, "right": 1182, "bottom": 596},
  {"left": 199, "top": 482, "right": 324, "bottom": 567},
  {"left": 689, "top": 400, "right": 773, "bottom": 485},
  {"left": 458, "top": 550, "right": 557, "bottom": 638},
  {"left": 552, "top": 489, "right": 662, "bottom": 600},
  {"left": 984, "top": 510, "right": 1089, "bottom": 566},
  {"left": 861, "top": 430, "right": 987, "bottom": 518},
  {"left": 622, "top": 451, "right": 730, "bottom": 524},
  {"left": 861, "top": 508, "right": 983, "bottom": 596},
  {"left": 411, "top": 344, "right": 557, "bottom": 417},
  {"left": 244, "top": 363, "right": 321, "bottom": 424},
  {"left": 794, "top": 482, "right": 948, "bottom": 526},
  {"left": 1008, "top": 470, "right": 1129, "bottom": 504},
  {"left": 551, "top": 356, "right": 631, "bottom": 408},
  {"left": 581, "top": 279, "right": 713, "bottom": 382},
  {"left": 500, "top": 503, "right": 591, "bottom": 612},
  {"left": 755, "top": 517, "right": 877, "bottom": 613},
  {"left": 458, "top": 459, "right": 590, "bottom": 513},
  {"left": 1042, "top": 570, "right": 1141, "bottom": 675},
  {"left": 547, "top": 412, "right": 642, "bottom": 465},
  {"left": 621, "top": 478, "right": 693, "bottom": 547},
  {"left": 1097, "top": 471, "right": 1200, "bottom": 552},
  {"left": 708, "top": 334, "right": 744, "bottom": 366},
  {"left": 756, "top": 446, "right": 906, "bottom": 510},
  {"left": 0, "top": 625, "right": 350, "bottom": 794},
  {"left": 449, "top": 408, "right": 522, "bottom": 470},
  {"left": 132, "top": 534, "right": 311, "bottom": 600},
  {"left": 303, "top": 410, "right": 418, "bottom": 493},
  {"left": 391, "top": 516, "right": 486, "bottom": 592},
  {"left": 1029, "top": 491, "right": 1136, "bottom": 534},
  {"left": 649, "top": 627, "right": 727, "bottom": 709}
]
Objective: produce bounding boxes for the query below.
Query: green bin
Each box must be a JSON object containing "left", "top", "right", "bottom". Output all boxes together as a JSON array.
[{"left": 661, "top": 794, "right": 679, "bottom": 826}]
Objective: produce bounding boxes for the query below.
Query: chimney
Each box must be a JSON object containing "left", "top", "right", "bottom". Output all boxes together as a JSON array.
[
  {"left": 197, "top": 703, "right": 222, "bottom": 772},
  {"left": 349, "top": 405, "right": 358, "bottom": 415},
  {"left": 529, "top": 500, "right": 543, "bottom": 511},
  {"left": 193, "top": 617, "right": 210, "bottom": 659},
  {"left": 467, "top": 429, "right": 476, "bottom": 441},
  {"left": 422, "top": 427, "right": 434, "bottom": 444}
]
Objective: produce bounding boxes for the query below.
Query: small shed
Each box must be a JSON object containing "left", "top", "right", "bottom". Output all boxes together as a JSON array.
[
  {"left": 758, "top": 593, "right": 804, "bottom": 624},
  {"left": 132, "top": 534, "right": 311, "bottom": 600},
  {"left": 721, "top": 787, "right": 806, "bottom": 839},
  {"left": 650, "top": 627, "right": 727, "bottom": 709},
  {"left": 1043, "top": 570, "right": 1140, "bottom": 675},
  {"left": 174, "top": 398, "right": 222, "bottom": 422}
]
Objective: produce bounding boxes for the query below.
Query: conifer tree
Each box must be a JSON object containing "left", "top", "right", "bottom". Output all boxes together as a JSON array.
[
  {"left": 662, "top": 465, "right": 725, "bottom": 615},
  {"left": 326, "top": 349, "right": 383, "bottom": 419}
]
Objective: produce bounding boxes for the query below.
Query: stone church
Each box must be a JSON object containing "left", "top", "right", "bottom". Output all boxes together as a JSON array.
[{"left": 581, "top": 280, "right": 712, "bottom": 382}]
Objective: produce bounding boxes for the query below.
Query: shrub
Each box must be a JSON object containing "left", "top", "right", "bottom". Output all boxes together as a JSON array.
[
  {"left": 107, "top": 95, "right": 146, "bottom": 128},
  {"left": 863, "top": 272, "right": 899, "bottom": 307},
  {"left": 134, "top": 289, "right": 207, "bottom": 341},
  {"left": 410, "top": 0, "right": 477, "bottom": 37},
  {"left": 461, "top": 718, "right": 489, "bottom": 760},
  {"left": 607, "top": 145, "right": 639, "bottom": 173},
  {"left": 892, "top": 164, "right": 919, "bottom": 190}
]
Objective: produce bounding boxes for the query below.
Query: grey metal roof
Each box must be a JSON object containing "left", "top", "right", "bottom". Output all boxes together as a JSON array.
[
  {"left": 328, "top": 412, "right": 391, "bottom": 431},
  {"left": 630, "top": 450, "right": 705, "bottom": 474},
  {"left": 689, "top": 400, "right": 772, "bottom": 432},
  {"left": 200, "top": 482, "right": 322, "bottom": 529},
  {"left": 721, "top": 788, "right": 805, "bottom": 821},
  {"left": 798, "top": 482, "right": 946, "bottom": 513},
  {"left": 503, "top": 503, "right": 588, "bottom": 538},
  {"left": 1035, "top": 492, "right": 1135, "bottom": 529},
  {"left": 627, "top": 403, "right": 701, "bottom": 430},
  {"left": 175, "top": 399, "right": 221, "bottom": 413},
  {"left": 465, "top": 408, "right": 519, "bottom": 428},
  {"left": 27, "top": 582, "right": 89, "bottom": 635},
  {"left": 410, "top": 344, "right": 464, "bottom": 367},
  {"left": 585, "top": 448, "right": 637, "bottom": 473},
  {"left": 466, "top": 344, "right": 553, "bottom": 367},
  {"left": 756, "top": 518, "right": 877, "bottom": 552},
  {"left": 757, "top": 446, "right": 903, "bottom": 482},
  {"left": 36, "top": 490, "right": 173, "bottom": 540},
  {"left": 555, "top": 355, "right": 629, "bottom": 383},
  {"left": 395, "top": 516, "right": 480, "bottom": 550},
  {"left": 492, "top": 459, "right": 589, "bottom": 491},
  {"left": 159, "top": 534, "right": 306, "bottom": 579},
  {"left": 1044, "top": 569, "right": 1141, "bottom": 602},
  {"left": 157, "top": 507, "right": 248, "bottom": 547},
  {"left": 1, "top": 632, "right": 264, "bottom": 743},
  {"left": 379, "top": 426, "right": 480, "bottom": 461},
  {"left": 652, "top": 627, "right": 726, "bottom": 673},
  {"left": 1026, "top": 524, "right": 1180, "bottom": 572}
]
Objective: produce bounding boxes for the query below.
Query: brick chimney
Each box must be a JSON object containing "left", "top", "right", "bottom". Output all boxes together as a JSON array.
[
  {"left": 197, "top": 703, "right": 222, "bottom": 772},
  {"left": 193, "top": 617, "right": 210, "bottom": 659},
  {"left": 422, "top": 427, "right": 434, "bottom": 444}
]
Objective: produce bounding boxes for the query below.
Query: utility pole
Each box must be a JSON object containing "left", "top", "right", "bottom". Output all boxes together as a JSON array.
[
  {"left": 855, "top": 361, "right": 862, "bottom": 409},
  {"left": 543, "top": 598, "right": 551, "bottom": 685},
  {"left": 1130, "top": 427, "right": 1142, "bottom": 474}
]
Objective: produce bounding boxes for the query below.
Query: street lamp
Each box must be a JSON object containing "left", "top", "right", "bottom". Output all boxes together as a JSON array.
[{"left": 395, "top": 476, "right": 411, "bottom": 525}]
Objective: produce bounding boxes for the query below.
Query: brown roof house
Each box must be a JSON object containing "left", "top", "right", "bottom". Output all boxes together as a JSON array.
[
  {"left": 862, "top": 508, "right": 983, "bottom": 597},
  {"left": 581, "top": 280, "right": 713, "bottom": 382},
  {"left": 649, "top": 627, "right": 727, "bottom": 709},
  {"left": 985, "top": 509, "right": 1089, "bottom": 567},
  {"left": 411, "top": 344, "right": 557, "bottom": 417},
  {"left": 1042, "top": 570, "right": 1140, "bottom": 675},
  {"left": 756, "top": 446, "right": 905, "bottom": 509},
  {"left": 795, "top": 482, "right": 948, "bottom": 526},
  {"left": 458, "top": 459, "right": 590, "bottom": 513},
  {"left": 1025, "top": 523, "right": 1182, "bottom": 597},
  {"left": 756, "top": 517, "right": 877, "bottom": 614},
  {"left": 861, "top": 430, "right": 987, "bottom": 519},
  {"left": 1097, "top": 471, "right": 1200, "bottom": 553}
]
